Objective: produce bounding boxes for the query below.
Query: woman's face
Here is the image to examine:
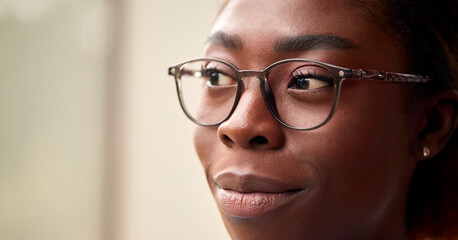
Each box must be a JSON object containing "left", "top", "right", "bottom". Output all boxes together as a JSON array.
[{"left": 194, "top": 0, "right": 419, "bottom": 239}]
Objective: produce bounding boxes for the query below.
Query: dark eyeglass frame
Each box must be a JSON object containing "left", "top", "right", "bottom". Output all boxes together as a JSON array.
[{"left": 168, "top": 57, "right": 432, "bottom": 130}]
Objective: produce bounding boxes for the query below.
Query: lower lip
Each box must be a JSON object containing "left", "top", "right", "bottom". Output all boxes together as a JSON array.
[{"left": 216, "top": 187, "right": 301, "bottom": 218}]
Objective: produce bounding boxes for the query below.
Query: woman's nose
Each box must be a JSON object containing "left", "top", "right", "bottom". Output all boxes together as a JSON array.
[{"left": 217, "top": 78, "right": 285, "bottom": 149}]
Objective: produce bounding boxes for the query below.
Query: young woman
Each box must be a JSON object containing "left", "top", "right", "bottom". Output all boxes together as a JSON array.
[{"left": 169, "top": 0, "right": 458, "bottom": 239}]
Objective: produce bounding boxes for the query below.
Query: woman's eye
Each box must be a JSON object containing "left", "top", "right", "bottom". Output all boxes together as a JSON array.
[
  {"left": 288, "top": 75, "right": 332, "bottom": 90},
  {"left": 209, "top": 72, "right": 221, "bottom": 85},
  {"left": 203, "top": 69, "right": 235, "bottom": 86}
]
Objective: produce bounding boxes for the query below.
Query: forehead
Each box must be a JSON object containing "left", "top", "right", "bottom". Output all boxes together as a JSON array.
[
  {"left": 207, "top": 0, "right": 407, "bottom": 72},
  {"left": 212, "top": 0, "right": 363, "bottom": 39}
]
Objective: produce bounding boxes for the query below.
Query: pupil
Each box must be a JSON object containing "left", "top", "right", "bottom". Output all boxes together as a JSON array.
[
  {"left": 296, "top": 78, "right": 309, "bottom": 89},
  {"left": 210, "top": 72, "right": 219, "bottom": 84}
]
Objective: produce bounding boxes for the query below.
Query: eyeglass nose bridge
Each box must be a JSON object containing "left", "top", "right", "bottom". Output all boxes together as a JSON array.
[
  {"left": 237, "top": 70, "right": 268, "bottom": 90},
  {"left": 238, "top": 70, "right": 267, "bottom": 80},
  {"left": 232, "top": 69, "right": 269, "bottom": 97}
]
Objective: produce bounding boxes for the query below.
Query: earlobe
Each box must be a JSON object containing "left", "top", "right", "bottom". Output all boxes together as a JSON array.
[{"left": 416, "top": 89, "right": 458, "bottom": 160}]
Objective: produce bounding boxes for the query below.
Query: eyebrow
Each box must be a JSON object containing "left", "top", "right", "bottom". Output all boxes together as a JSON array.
[
  {"left": 274, "top": 34, "right": 357, "bottom": 52},
  {"left": 205, "top": 31, "right": 357, "bottom": 52},
  {"left": 206, "top": 31, "right": 243, "bottom": 50}
]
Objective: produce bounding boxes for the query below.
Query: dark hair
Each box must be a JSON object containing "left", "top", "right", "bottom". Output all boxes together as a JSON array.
[
  {"left": 350, "top": 0, "right": 457, "bottom": 89},
  {"left": 348, "top": 0, "right": 458, "bottom": 238}
]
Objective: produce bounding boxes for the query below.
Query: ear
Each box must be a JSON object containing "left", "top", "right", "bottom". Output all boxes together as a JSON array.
[{"left": 415, "top": 89, "right": 458, "bottom": 160}]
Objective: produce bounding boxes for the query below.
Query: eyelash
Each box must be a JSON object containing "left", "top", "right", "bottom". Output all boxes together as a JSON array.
[
  {"left": 289, "top": 70, "right": 333, "bottom": 84},
  {"left": 202, "top": 66, "right": 229, "bottom": 77},
  {"left": 201, "top": 65, "right": 217, "bottom": 74}
]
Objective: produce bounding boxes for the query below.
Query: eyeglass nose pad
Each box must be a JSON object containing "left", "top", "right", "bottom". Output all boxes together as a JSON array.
[
  {"left": 262, "top": 79, "right": 279, "bottom": 115},
  {"left": 240, "top": 76, "right": 260, "bottom": 86},
  {"left": 238, "top": 79, "right": 246, "bottom": 93}
]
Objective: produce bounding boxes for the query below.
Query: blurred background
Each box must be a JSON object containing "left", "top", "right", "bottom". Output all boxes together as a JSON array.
[{"left": 0, "top": 0, "right": 229, "bottom": 239}]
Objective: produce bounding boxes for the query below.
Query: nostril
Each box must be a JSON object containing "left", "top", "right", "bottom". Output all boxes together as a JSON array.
[
  {"left": 250, "top": 136, "right": 268, "bottom": 145},
  {"left": 221, "top": 134, "right": 234, "bottom": 145}
]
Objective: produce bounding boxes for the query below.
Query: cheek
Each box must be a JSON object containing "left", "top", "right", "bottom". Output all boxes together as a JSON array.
[
  {"left": 193, "top": 127, "right": 210, "bottom": 164},
  {"left": 292, "top": 84, "right": 414, "bottom": 226},
  {"left": 193, "top": 126, "right": 219, "bottom": 176}
]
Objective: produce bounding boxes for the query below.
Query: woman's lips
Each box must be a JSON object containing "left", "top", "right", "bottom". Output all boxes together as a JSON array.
[
  {"left": 216, "top": 187, "right": 301, "bottom": 218},
  {"left": 214, "top": 172, "right": 305, "bottom": 218}
]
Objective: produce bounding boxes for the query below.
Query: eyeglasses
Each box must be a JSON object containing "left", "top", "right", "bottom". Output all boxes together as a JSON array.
[{"left": 168, "top": 58, "right": 431, "bottom": 130}]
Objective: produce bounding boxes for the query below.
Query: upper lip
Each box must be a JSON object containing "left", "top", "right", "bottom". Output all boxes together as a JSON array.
[{"left": 214, "top": 172, "right": 303, "bottom": 193}]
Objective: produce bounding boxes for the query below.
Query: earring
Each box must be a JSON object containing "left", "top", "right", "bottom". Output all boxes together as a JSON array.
[{"left": 423, "top": 146, "right": 431, "bottom": 158}]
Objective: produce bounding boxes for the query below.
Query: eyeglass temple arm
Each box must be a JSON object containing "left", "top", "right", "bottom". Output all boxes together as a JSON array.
[{"left": 343, "top": 69, "right": 431, "bottom": 83}]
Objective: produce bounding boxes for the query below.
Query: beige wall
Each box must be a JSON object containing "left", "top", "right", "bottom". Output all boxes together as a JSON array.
[
  {"left": 114, "top": 0, "right": 229, "bottom": 239},
  {"left": 0, "top": 0, "right": 228, "bottom": 239},
  {"left": 0, "top": 1, "right": 109, "bottom": 239}
]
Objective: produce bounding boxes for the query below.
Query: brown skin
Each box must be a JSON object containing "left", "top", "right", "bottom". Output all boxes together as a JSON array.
[{"left": 193, "top": 0, "right": 458, "bottom": 239}]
